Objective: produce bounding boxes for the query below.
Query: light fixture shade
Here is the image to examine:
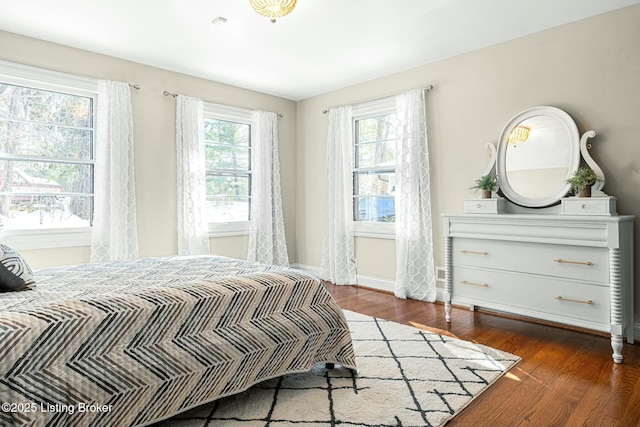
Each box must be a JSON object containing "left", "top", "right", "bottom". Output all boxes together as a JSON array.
[
  {"left": 249, "top": 0, "right": 296, "bottom": 23},
  {"left": 508, "top": 126, "right": 530, "bottom": 146}
]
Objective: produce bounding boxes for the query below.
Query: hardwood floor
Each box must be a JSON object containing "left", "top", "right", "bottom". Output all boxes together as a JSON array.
[{"left": 325, "top": 283, "right": 640, "bottom": 427}]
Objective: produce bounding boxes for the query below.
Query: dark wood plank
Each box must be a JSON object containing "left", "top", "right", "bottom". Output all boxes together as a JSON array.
[{"left": 325, "top": 283, "right": 640, "bottom": 427}]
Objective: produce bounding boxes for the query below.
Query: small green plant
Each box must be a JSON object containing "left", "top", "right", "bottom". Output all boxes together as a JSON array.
[
  {"left": 566, "top": 167, "right": 598, "bottom": 193},
  {"left": 470, "top": 174, "right": 498, "bottom": 192}
]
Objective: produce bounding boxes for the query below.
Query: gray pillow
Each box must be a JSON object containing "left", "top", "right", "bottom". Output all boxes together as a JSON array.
[{"left": 0, "top": 244, "right": 36, "bottom": 292}]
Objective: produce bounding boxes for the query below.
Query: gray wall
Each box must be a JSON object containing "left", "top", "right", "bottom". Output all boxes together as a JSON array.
[
  {"left": 295, "top": 5, "right": 640, "bottom": 317},
  {"left": 0, "top": 30, "right": 297, "bottom": 268}
]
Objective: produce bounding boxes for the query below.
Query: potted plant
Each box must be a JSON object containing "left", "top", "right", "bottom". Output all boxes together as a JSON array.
[
  {"left": 470, "top": 174, "right": 498, "bottom": 199},
  {"left": 566, "top": 167, "right": 599, "bottom": 197}
]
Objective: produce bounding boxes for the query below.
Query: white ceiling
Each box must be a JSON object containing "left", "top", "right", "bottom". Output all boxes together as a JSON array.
[{"left": 1, "top": 0, "right": 638, "bottom": 101}]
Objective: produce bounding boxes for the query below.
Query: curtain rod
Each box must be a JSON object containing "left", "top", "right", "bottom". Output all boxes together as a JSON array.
[
  {"left": 129, "top": 84, "right": 140, "bottom": 90},
  {"left": 321, "top": 84, "right": 434, "bottom": 114},
  {"left": 163, "top": 90, "right": 284, "bottom": 118}
]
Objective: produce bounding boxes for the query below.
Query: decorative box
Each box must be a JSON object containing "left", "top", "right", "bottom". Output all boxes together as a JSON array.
[
  {"left": 560, "top": 196, "right": 617, "bottom": 215},
  {"left": 463, "top": 198, "right": 506, "bottom": 214}
]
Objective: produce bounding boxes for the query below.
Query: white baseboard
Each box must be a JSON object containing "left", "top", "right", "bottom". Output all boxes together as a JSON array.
[
  {"left": 292, "top": 263, "right": 638, "bottom": 342},
  {"left": 291, "top": 263, "right": 447, "bottom": 301},
  {"left": 292, "top": 263, "right": 395, "bottom": 293}
]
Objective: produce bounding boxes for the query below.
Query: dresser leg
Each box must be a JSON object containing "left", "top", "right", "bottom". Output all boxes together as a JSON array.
[
  {"left": 611, "top": 335, "right": 623, "bottom": 363},
  {"left": 444, "top": 236, "right": 452, "bottom": 323},
  {"left": 610, "top": 247, "right": 624, "bottom": 363}
]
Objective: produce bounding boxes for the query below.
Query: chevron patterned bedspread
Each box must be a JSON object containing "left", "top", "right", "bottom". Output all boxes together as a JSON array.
[{"left": 0, "top": 256, "right": 356, "bottom": 426}]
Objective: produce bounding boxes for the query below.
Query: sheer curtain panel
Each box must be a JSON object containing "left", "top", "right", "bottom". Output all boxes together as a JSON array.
[
  {"left": 176, "top": 95, "right": 211, "bottom": 255},
  {"left": 91, "top": 80, "right": 139, "bottom": 262},
  {"left": 320, "top": 106, "right": 357, "bottom": 285},
  {"left": 247, "top": 110, "right": 289, "bottom": 266},
  {"left": 394, "top": 89, "right": 436, "bottom": 301}
]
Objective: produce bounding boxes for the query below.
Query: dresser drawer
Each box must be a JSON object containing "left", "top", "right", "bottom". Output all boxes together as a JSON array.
[
  {"left": 463, "top": 198, "right": 506, "bottom": 214},
  {"left": 452, "top": 238, "right": 609, "bottom": 284},
  {"left": 560, "top": 197, "right": 617, "bottom": 215},
  {"left": 452, "top": 267, "right": 610, "bottom": 324}
]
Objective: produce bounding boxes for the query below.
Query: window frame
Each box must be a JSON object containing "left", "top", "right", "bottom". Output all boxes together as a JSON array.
[
  {"left": 352, "top": 97, "right": 397, "bottom": 239},
  {"left": 202, "top": 102, "right": 253, "bottom": 237},
  {"left": 0, "top": 60, "right": 98, "bottom": 250}
]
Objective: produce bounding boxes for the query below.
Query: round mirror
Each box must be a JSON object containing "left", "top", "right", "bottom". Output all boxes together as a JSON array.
[{"left": 496, "top": 106, "right": 580, "bottom": 208}]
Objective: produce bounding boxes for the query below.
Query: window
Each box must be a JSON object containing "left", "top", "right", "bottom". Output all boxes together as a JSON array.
[
  {"left": 203, "top": 103, "right": 252, "bottom": 232},
  {"left": 352, "top": 98, "right": 397, "bottom": 235},
  {"left": 0, "top": 61, "right": 96, "bottom": 247}
]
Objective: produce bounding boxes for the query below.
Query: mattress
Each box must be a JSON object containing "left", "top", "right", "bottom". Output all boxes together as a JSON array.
[{"left": 0, "top": 256, "right": 356, "bottom": 426}]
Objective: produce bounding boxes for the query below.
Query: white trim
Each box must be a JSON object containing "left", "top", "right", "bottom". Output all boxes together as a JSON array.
[
  {"left": 291, "top": 263, "right": 322, "bottom": 277},
  {"left": 0, "top": 59, "right": 98, "bottom": 95},
  {"left": 351, "top": 96, "right": 395, "bottom": 119},
  {"left": 203, "top": 101, "right": 253, "bottom": 123},
  {"left": 0, "top": 228, "right": 91, "bottom": 250},
  {"left": 0, "top": 60, "right": 97, "bottom": 249},
  {"left": 352, "top": 98, "right": 398, "bottom": 229},
  {"left": 208, "top": 221, "right": 250, "bottom": 237},
  {"left": 292, "top": 263, "right": 447, "bottom": 302},
  {"left": 203, "top": 102, "right": 253, "bottom": 231},
  {"left": 354, "top": 221, "right": 395, "bottom": 239},
  {"left": 355, "top": 273, "right": 395, "bottom": 293}
]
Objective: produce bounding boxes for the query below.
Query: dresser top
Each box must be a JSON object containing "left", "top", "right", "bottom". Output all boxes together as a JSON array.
[
  {"left": 442, "top": 213, "right": 633, "bottom": 248},
  {"left": 443, "top": 212, "right": 634, "bottom": 223}
]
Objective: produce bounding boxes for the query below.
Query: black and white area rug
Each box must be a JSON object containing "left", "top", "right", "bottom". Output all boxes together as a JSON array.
[{"left": 157, "top": 310, "right": 520, "bottom": 427}]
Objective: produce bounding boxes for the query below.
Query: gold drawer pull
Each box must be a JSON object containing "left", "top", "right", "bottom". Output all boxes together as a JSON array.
[
  {"left": 461, "top": 280, "right": 489, "bottom": 288},
  {"left": 460, "top": 250, "right": 488, "bottom": 256},
  {"left": 555, "top": 296, "right": 594, "bottom": 305},
  {"left": 554, "top": 258, "right": 593, "bottom": 266}
]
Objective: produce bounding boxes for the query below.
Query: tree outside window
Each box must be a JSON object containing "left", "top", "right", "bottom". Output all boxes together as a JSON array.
[
  {"left": 203, "top": 117, "right": 251, "bottom": 223},
  {"left": 0, "top": 82, "right": 95, "bottom": 230}
]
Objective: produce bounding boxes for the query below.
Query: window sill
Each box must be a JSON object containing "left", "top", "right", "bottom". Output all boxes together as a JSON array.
[
  {"left": 354, "top": 221, "right": 395, "bottom": 239},
  {"left": 0, "top": 228, "right": 91, "bottom": 250},
  {"left": 208, "top": 221, "right": 250, "bottom": 238}
]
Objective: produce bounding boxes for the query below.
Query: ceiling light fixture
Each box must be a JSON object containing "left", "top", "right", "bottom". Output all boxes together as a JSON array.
[
  {"left": 508, "top": 126, "right": 530, "bottom": 146},
  {"left": 249, "top": 0, "right": 297, "bottom": 23}
]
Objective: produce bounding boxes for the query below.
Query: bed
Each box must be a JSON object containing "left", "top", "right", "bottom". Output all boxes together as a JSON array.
[{"left": 0, "top": 255, "right": 356, "bottom": 426}]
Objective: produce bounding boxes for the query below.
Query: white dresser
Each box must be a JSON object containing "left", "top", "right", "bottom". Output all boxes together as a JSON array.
[{"left": 442, "top": 213, "right": 634, "bottom": 363}]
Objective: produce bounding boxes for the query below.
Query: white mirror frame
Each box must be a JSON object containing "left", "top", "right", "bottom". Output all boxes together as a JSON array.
[{"left": 496, "top": 106, "right": 581, "bottom": 208}]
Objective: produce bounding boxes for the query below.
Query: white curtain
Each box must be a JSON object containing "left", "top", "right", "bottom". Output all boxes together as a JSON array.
[
  {"left": 394, "top": 89, "right": 436, "bottom": 301},
  {"left": 247, "top": 110, "right": 289, "bottom": 266},
  {"left": 320, "top": 106, "right": 357, "bottom": 285},
  {"left": 91, "top": 80, "right": 139, "bottom": 263},
  {"left": 176, "top": 95, "right": 211, "bottom": 255}
]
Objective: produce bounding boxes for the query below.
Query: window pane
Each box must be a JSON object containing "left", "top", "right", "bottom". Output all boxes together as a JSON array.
[
  {"left": 204, "top": 114, "right": 252, "bottom": 225},
  {"left": 0, "top": 80, "right": 95, "bottom": 232},
  {"left": 354, "top": 196, "right": 395, "bottom": 223},
  {"left": 206, "top": 174, "right": 250, "bottom": 197},
  {"left": 356, "top": 140, "right": 395, "bottom": 168},
  {"left": 204, "top": 119, "right": 249, "bottom": 146},
  {"left": 356, "top": 114, "right": 396, "bottom": 143},
  {"left": 355, "top": 172, "right": 395, "bottom": 196},
  {"left": 206, "top": 196, "right": 250, "bottom": 223},
  {"left": 0, "top": 83, "right": 92, "bottom": 128},
  {"left": 0, "top": 160, "right": 93, "bottom": 194},
  {"left": 205, "top": 144, "right": 249, "bottom": 171},
  {"left": 353, "top": 111, "right": 397, "bottom": 223},
  {"left": 0, "top": 194, "right": 92, "bottom": 230},
  {"left": 0, "top": 121, "right": 93, "bottom": 160}
]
